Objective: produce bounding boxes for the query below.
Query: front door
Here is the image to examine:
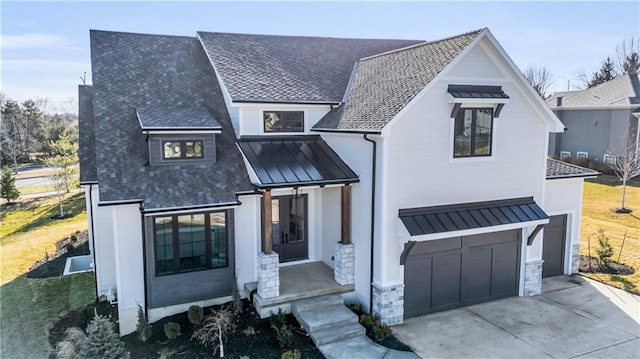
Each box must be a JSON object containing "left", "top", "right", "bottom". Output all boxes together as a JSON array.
[{"left": 271, "top": 195, "right": 308, "bottom": 262}]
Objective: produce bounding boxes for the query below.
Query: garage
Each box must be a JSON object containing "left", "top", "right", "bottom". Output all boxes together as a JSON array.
[
  {"left": 404, "top": 230, "right": 521, "bottom": 318},
  {"left": 542, "top": 215, "right": 567, "bottom": 277}
]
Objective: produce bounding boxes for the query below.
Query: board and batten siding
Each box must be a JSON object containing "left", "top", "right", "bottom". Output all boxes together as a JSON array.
[
  {"left": 144, "top": 211, "right": 235, "bottom": 310},
  {"left": 382, "top": 38, "right": 548, "bottom": 286},
  {"left": 112, "top": 204, "right": 145, "bottom": 335},
  {"left": 238, "top": 104, "right": 332, "bottom": 136},
  {"left": 147, "top": 134, "right": 216, "bottom": 166}
]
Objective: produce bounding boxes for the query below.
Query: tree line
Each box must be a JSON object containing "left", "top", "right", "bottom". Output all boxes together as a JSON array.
[
  {"left": 1, "top": 93, "right": 78, "bottom": 169},
  {"left": 524, "top": 36, "right": 639, "bottom": 99}
]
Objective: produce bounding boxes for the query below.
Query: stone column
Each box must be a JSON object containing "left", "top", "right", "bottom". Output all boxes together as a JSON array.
[
  {"left": 334, "top": 243, "right": 354, "bottom": 285},
  {"left": 571, "top": 243, "right": 580, "bottom": 274},
  {"left": 372, "top": 283, "right": 404, "bottom": 326},
  {"left": 257, "top": 251, "right": 279, "bottom": 299},
  {"left": 524, "top": 260, "right": 543, "bottom": 296}
]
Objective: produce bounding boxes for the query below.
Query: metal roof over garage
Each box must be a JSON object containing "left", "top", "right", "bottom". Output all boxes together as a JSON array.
[
  {"left": 237, "top": 135, "right": 359, "bottom": 189},
  {"left": 399, "top": 197, "right": 548, "bottom": 237}
]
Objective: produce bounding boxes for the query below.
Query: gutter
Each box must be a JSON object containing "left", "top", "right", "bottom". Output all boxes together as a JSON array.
[
  {"left": 139, "top": 203, "right": 149, "bottom": 315},
  {"left": 363, "top": 134, "right": 377, "bottom": 314},
  {"left": 87, "top": 184, "right": 98, "bottom": 299}
]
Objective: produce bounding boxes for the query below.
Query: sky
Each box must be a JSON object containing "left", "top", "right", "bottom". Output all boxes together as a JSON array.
[{"left": 1, "top": 1, "right": 639, "bottom": 114}]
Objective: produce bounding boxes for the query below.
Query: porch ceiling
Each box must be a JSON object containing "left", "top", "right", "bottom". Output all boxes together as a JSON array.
[
  {"left": 238, "top": 135, "right": 359, "bottom": 189},
  {"left": 399, "top": 197, "right": 548, "bottom": 237}
]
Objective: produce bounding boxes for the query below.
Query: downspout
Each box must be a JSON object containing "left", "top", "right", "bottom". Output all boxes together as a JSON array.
[
  {"left": 88, "top": 184, "right": 98, "bottom": 299},
  {"left": 364, "top": 134, "right": 377, "bottom": 314},
  {"left": 140, "top": 204, "right": 149, "bottom": 315}
]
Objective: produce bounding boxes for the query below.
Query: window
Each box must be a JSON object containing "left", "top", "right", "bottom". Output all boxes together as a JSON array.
[
  {"left": 264, "top": 111, "right": 304, "bottom": 132},
  {"left": 454, "top": 108, "right": 493, "bottom": 157},
  {"left": 604, "top": 154, "right": 616, "bottom": 165},
  {"left": 154, "top": 211, "right": 229, "bottom": 276},
  {"left": 577, "top": 151, "right": 588, "bottom": 160},
  {"left": 163, "top": 140, "right": 203, "bottom": 160},
  {"left": 560, "top": 151, "right": 571, "bottom": 159}
]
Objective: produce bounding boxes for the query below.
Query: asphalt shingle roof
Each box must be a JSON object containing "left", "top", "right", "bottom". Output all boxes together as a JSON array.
[
  {"left": 197, "top": 32, "right": 423, "bottom": 104},
  {"left": 78, "top": 85, "right": 97, "bottom": 183},
  {"left": 136, "top": 106, "right": 221, "bottom": 131},
  {"left": 547, "top": 74, "right": 640, "bottom": 109},
  {"left": 313, "top": 29, "right": 484, "bottom": 132},
  {"left": 89, "top": 30, "right": 252, "bottom": 209},
  {"left": 546, "top": 158, "right": 600, "bottom": 179}
]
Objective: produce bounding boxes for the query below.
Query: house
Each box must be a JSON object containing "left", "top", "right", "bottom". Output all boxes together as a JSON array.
[
  {"left": 79, "top": 28, "right": 598, "bottom": 335},
  {"left": 547, "top": 74, "right": 640, "bottom": 164}
]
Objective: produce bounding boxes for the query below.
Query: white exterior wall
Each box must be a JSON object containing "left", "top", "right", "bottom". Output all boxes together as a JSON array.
[
  {"left": 91, "top": 187, "right": 118, "bottom": 299},
  {"left": 237, "top": 104, "right": 332, "bottom": 137},
  {"left": 111, "top": 204, "right": 144, "bottom": 336},
  {"left": 544, "top": 178, "right": 585, "bottom": 274},
  {"left": 235, "top": 195, "right": 260, "bottom": 289},
  {"left": 321, "top": 133, "right": 374, "bottom": 309},
  {"left": 382, "top": 38, "right": 548, "bottom": 287}
]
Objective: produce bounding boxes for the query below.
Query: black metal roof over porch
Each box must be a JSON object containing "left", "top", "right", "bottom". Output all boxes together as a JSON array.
[
  {"left": 399, "top": 197, "right": 548, "bottom": 237},
  {"left": 237, "top": 135, "right": 359, "bottom": 189}
]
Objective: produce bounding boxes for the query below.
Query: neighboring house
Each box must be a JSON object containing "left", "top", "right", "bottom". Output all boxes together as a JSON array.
[
  {"left": 79, "top": 28, "right": 598, "bottom": 335},
  {"left": 547, "top": 74, "right": 640, "bottom": 164}
]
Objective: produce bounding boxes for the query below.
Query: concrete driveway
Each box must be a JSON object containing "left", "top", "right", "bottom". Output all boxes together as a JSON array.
[{"left": 394, "top": 276, "right": 640, "bottom": 358}]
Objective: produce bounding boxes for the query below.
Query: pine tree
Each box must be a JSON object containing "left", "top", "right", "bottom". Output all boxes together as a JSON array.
[
  {"left": 1, "top": 166, "right": 19, "bottom": 204},
  {"left": 78, "top": 315, "right": 129, "bottom": 359},
  {"left": 588, "top": 57, "right": 618, "bottom": 88}
]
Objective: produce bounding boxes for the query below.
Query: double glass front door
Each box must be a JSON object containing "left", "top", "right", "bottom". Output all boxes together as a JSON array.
[{"left": 271, "top": 195, "right": 308, "bottom": 262}]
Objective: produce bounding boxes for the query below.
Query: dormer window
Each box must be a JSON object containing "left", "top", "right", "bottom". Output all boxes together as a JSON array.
[
  {"left": 264, "top": 111, "right": 304, "bottom": 132},
  {"left": 163, "top": 140, "right": 204, "bottom": 160}
]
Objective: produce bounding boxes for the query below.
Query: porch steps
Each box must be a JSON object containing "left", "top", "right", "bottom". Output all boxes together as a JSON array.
[{"left": 292, "top": 295, "right": 365, "bottom": 346}]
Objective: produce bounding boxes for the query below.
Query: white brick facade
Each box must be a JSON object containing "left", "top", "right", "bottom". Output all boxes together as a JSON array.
[
  {"left": 334, "top": 243, "right": 355, "bottom": 285},
  {"left": 372, "top": 283, "right": 404, "bottom": 325},
  {"left": 257, "top": 251, "right": 279, "bottom": 299},
  {"left": 524, "top": 260, "right": 543, "bottom": 296}
]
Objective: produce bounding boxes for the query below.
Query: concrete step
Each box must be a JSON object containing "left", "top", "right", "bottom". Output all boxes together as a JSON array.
[
  {"left": 311, "top": 322, "right": 366, "bottom": 346},
  {"left": 295, "top": 304, "right": 359, "bottom": 334},
  {"left": 291, "top": 294, "right": 344, "bottom": 315}
]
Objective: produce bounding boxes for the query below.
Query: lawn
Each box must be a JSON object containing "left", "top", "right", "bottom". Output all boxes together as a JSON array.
[
  {"left": 0, "top": 192, "right": 94, "bottom": 359},
  {"left": 580, "top": 175, "right": 640, "bottom": 294}
]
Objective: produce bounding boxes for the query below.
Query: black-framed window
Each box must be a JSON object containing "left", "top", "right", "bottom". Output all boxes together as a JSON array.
[
  {"left": 453, "top": 108, "right": 493, "bottom": 157},
  {"left": 162, "top": 140, "right": 203, "bottom": 160},
  {"left": 264, "top": 111, "right": 304, "bottom": 132},
  {"left": 154, "top": 211, "right": 229, "bottom": 276}
]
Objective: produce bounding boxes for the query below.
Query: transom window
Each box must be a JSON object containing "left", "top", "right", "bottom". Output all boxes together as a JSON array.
[
  {"left": 163, "top": 140, "right": 203, "bottom": 160},
  {"left": 154, "top": 211, "right": 229, "bottom": 276},
  {"left": 264, "top": 111, "right": 304, "bottom": 132},
  {"left": 454, "top": 108, "right": 493, "bottom": 158}
]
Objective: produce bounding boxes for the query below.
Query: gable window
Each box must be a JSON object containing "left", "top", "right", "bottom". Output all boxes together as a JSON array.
[
  {"left": 454, "top": 108, "right": 493, "bottom": 157},
  {"left": 154, "top": 211, "right": 229, "bottom": 276},
  {"left": 264, "top": 111, "right": 304, "bottom": 132},
  {"left": 163, "top": 140, "right": 203, "bottom": 160}
]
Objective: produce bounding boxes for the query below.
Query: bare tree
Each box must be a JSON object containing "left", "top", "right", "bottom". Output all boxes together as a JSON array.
[
  {"left": 0, "top": 105, "right": 23, "bottom": 171},
  {"left": 609, "top": 143, "right": 640, "bottom": 213},
  {"left": 616, "top": 37, "right": 640, "bottom": 75},
  {"left": 523, "top": 66, "right": 554, "bottom": 99}
]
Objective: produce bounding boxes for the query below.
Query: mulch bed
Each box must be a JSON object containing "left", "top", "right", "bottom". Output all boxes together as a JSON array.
[
  {"left": 27, "top": 230, "right": 90, "bottom": 279},
  {"left": 579, "top": 255, "right": 635, "bottom": 275},
  {"left": 49, "top": 300, "right": 324, "bottom": 359}
]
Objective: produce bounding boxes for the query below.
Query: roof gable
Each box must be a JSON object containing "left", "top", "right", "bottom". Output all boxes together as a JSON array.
[
  {"left": 197, "top": 32, "right": 422, "bottom": 104},
  {"left": 313, "top": 29, "right": 483, "bottom": 132},
  {"left": 547, "top": 74, "right": 640, "bottom": 109}
]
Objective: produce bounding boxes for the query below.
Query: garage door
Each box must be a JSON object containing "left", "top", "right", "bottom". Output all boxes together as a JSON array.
[
  {"left": 542, "top": 215, "right": 567, "bottom": 278},
  {"left": 404, "top": 230, "right": 521, "bottom": 318}
]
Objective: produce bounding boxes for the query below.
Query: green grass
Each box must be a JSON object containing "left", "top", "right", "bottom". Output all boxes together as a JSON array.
[
  {"left": 0, "top": 192, "right": 94, "bottom": 358},
  {"left": 18, "top": 184, "right": 55, "bottom": 195},
  {"left": 0, "top": 273, "right": 95, "bottom": 358},
  {"left": 0, "top": 193, "right": 88, "bottom": 284},
  {"left": 581, "top": 175, "right": 640, "bottom": 294}
]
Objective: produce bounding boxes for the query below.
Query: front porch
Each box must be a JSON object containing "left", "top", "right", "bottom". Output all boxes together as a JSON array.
[{"left": 248, "top": 261, "right": 355, "bottom": 318}]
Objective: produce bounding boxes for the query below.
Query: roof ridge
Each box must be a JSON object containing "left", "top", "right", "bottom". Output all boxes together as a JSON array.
[
  {"left": 196, "top": 30, "right": 421, "bottom": 43},
  {"left": 359, "top": 28, "right": 485, "bottom": 61},
  {"left": 90, "top": 29, "right": 195, "bottom": 40}
]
